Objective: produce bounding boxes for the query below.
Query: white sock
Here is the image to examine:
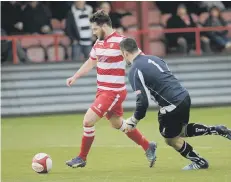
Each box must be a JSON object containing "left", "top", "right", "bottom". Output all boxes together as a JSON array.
[{"left": 119, "top": 120, "right": 127, "bottom": 132}]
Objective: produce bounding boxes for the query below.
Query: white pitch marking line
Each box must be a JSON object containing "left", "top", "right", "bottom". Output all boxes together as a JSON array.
[{"left": 46, "top": 144, "right": 215, "bottom": 149}]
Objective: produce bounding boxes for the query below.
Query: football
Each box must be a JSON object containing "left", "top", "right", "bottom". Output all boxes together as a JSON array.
[{"left": 32, "top": 153, "right": 52, "bottom": 173}]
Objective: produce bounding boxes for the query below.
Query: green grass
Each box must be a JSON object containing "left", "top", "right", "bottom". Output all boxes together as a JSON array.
[{"left": 2, "top": 107, "right": 231, "bottom": 182}]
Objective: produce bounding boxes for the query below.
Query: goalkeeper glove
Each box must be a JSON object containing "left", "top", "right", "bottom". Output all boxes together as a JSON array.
[{"left": 125, "top": 115, "right": 140, "bottom": 132}]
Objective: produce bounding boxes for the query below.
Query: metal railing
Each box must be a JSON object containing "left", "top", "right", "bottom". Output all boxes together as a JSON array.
[{"left": 1, "top": 26, "right": 231, "bottom": 64}]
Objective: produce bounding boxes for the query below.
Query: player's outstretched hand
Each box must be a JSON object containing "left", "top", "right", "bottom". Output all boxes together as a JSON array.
[
  {"left": 66, "top": 76, "right": 77, "bottom": 87},
  {"left": 125, "top": 116, "right": 139, "bottom": 132}
]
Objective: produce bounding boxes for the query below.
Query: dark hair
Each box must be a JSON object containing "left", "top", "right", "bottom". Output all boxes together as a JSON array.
[
  {"left": 99, "top": 1, "right": 111, "bottom": 8},
  {"left": 119, "top": 38, "right": 139, "bottom": 53},
  {"left": 209, "top": 6, "right": 222, "bottom": 16},
  {"left": 90, "top": 10, "right": 112, "bottom": 27},
  {"left": 177, "top": 3, "right": 187, "bottom": 10}
]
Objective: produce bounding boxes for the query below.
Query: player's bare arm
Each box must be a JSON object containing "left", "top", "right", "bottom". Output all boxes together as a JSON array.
[{"left": 66, "top": 57, "right": 97, "bottom": 87}]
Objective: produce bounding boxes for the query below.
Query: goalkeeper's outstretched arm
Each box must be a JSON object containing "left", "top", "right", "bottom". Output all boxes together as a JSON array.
[
  {"left": 125, "top": 68, "right": 149, "bottom": 131},
  {"left": 130, "top": 69, "right": 149, "bottom": 121}
]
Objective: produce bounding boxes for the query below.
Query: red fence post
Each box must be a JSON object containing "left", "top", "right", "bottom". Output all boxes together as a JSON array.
[
  {"left": 140, "top": 1, "right": 150, "bottom": 54},
  {"left": 12, "top": 38, "right": 18, "bottom": 64},
  {"left": 195, "top": 28, "right": 201, "bottom": 56},
  {"left": 54, "top": 35, "right": 59, "bottom": 61}
]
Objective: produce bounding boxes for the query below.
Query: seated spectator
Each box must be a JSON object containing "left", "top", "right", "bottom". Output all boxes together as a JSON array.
[
  {"left": 22, "top": 2, "right": 52, "bottom": 34},
  {"left": 65, "top": 1, "right": 93, "bottom": 61},
  {"left": 1, "top": 29, "right": 30, "bottom": 64},
  {"left": 99, "top": 2, "right": 132, "bottom": 34},
  {"left": 156, "top": 1, "right": 227, "bottom": 15},
  {"left": 203, "top": 6, "right": 231, "bottom": 51},
  {"left": 197, "top": 1, "right": 225, "bottom": 12},
  {"left": 166, "top": 4, "right": 211, "bottom": 54},
  {"left": 1, "top": 1, "right": 23, "bottom": 35}
]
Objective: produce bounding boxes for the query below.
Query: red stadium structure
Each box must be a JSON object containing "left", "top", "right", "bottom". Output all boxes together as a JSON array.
[
  {"left": 1, "top": 1, "right": 231, "bottom": 64},
  {"left": 1, "top": 25, "right": 231, "bottom": 64}
]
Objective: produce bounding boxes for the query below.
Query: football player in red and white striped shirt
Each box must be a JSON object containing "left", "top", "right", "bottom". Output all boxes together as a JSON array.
[{"left": 66, "top": 10, "right": 156, "bottom": 168}]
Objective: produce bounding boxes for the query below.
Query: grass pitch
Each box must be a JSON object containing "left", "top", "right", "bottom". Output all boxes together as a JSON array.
[{"left": 2, "top": 107, "right": 231, "bottom": 182}]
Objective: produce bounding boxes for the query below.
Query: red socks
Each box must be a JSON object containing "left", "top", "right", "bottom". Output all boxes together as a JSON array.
[
  {"left": 78, "top": 122, "right": 150, "bottom": 161},
  {"left": 126, "top": 128, "right": 150, "bottom": 151},
  {"left": 119, "top": 120, "right": 150, "bottom": 151},
  {"left": 78, "top": 126, "right": 95, "bottom": 161}
]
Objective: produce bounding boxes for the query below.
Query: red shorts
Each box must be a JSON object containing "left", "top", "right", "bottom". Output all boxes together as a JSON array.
[{"left": 90, "top": 89, "right": 127, "bottom": 120}]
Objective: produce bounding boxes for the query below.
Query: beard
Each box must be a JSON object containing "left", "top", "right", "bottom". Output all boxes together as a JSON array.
[{"left": 98, "top": 30, "right": 106, "bottom": 40}]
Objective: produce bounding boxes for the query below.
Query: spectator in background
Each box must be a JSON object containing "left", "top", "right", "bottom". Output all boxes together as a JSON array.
[
  {"left": 1, "top": 1, "right": 24, "bottom": 35},
  {"left": 99, "top": 2, "right": 132, "bottom": 34},
  {"left": 48, "top": 2, "right": 70, "bottom": 21},
  {"left": 1, "top": 29, "right": 30, "bottom": 64},
  {"left": 22, "top": 1, "right": 52, "bottom": 34},
  {"left": 197, "top": 1, "right": 225, "bottom": 12},
  {"left": 65, "top": 1, "right": 93, "bottom": 61},
  {"left": 166, "top": 4, "right": 211, "bottom": 54},
  {"left": 156, "top": 1, "right": 227, "bottom": 15},
  {"left": 203, "top": 6, "right": 231, "bottom": 51}
]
